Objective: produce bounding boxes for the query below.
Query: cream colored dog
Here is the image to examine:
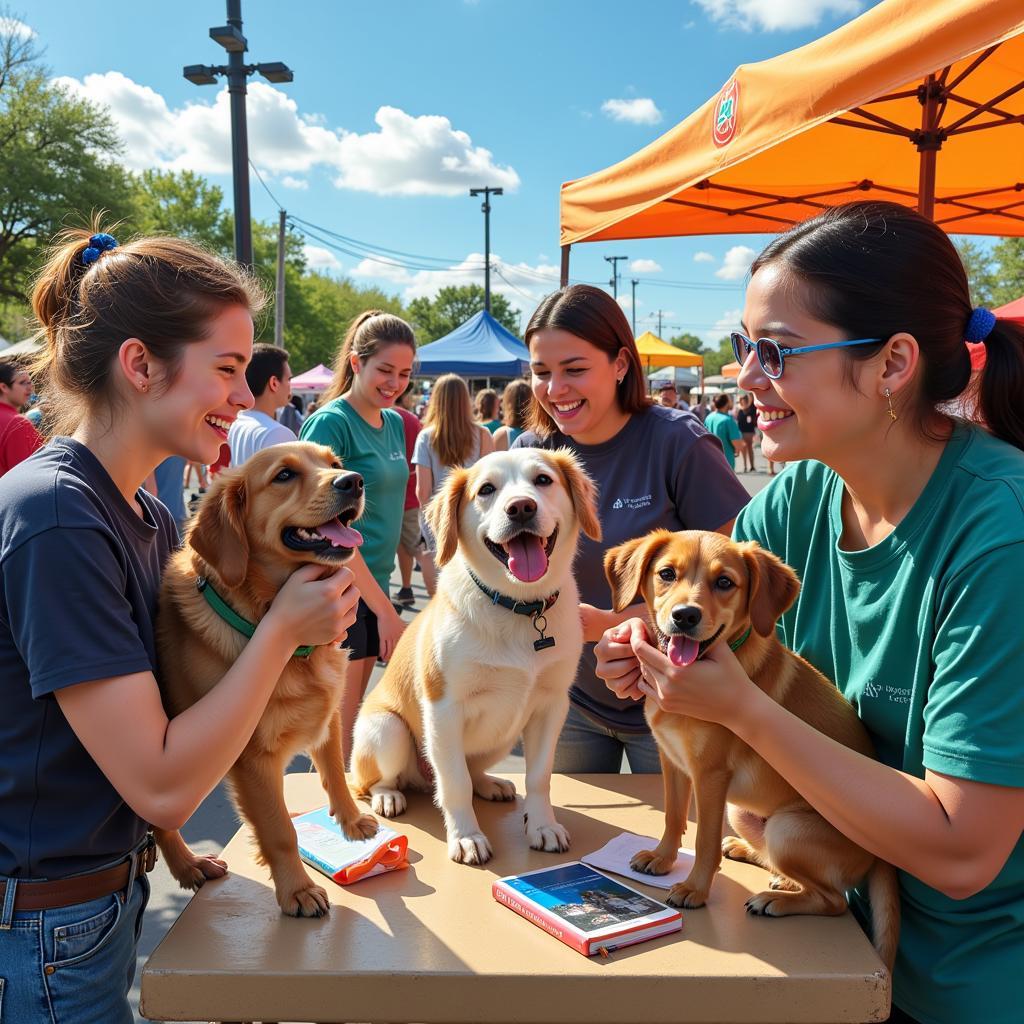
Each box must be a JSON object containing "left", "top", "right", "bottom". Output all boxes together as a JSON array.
[{"left": 352, "top": 448, "right": 601, "bottom": 865}]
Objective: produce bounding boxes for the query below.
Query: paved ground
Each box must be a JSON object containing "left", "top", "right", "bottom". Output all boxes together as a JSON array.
[{"left": 131, "top": 449, "right": 775, "bottom": 1022}]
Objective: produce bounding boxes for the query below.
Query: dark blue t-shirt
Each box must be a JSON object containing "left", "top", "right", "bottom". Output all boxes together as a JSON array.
[
  {"left": 0, "top": 438, "right": 176, "bottom": 878},
  {"left": 514, "top": 405, "right": 750, "bottom": 731}
]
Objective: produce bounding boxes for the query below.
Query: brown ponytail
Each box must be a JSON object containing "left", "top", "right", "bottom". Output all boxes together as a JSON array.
[
  {"left": 31, "top": 219, "right": 265, "bottom": 435},
  {"left": 322, "top": 310, "right": 416, "bottom": 405},
  {"left": 977, "top": 319, "right": 1024, "bottom": 452}
]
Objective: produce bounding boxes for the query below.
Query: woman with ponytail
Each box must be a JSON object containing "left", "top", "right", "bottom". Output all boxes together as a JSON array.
[
  {"left": 0, "top": 227, "right": 359, "bottom": 1023},
  {"left": 300, "top": 310, "right": 415, "bottom": 761},
  {"left": 597, "top": 201, "right": 1024, "bottom": 1024}
]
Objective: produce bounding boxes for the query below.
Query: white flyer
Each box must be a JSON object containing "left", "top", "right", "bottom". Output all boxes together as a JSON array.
[{"left": 581, "top": 832, "right": 697, "bottom": 890}]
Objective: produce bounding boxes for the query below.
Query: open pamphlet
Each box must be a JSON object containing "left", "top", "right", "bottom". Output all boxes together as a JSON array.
[
  {"left": 581, "top": 832, "right": 697, "bottom": 890},
  {"left": 493, "top": 861, "right": 681, "bottom": 957},
  {"left": 292, "top": 806, "right": 408, "bottom": 885}
]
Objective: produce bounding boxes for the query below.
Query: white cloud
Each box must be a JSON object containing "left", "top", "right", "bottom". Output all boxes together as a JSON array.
[
  {"left": 280, "top": 175, "right": 309, "bottom": 190},
  {"left": 693, "top": 250, "right": 715, "bottom": 263},
  {"left": 54, "top": 73, "right": 519, "bottom": 197},
  {"left": 601, "top": 98, "right": 663, "bottom": 125},
  {"left": 715, "top": 245, "right": 757, "bottom": 281},
  {"left": 630, "top": 258, "right": 662, "bottom": 273},
  {"left": 333, "top": 105, "right": 519, "bottom": 196},
  {"left": 0, "top": 17, "right": 35, "bottom": 40},
  {"left": 350, "top": 251, "right": 558, "bottom": 314},
  {"left": 303, "top": 245, "right": 342, "bottom": 274},
  {"left": 692, "top": 0, "right": 862, "bottom": 32},
  {"left": 711, "top": 309, "right": 742, "bottom": 335}
]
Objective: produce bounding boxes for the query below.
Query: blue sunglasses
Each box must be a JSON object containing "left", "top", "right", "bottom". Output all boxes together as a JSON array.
[{"left": 730, "top": 332, "right": 884, "bottom": 380}]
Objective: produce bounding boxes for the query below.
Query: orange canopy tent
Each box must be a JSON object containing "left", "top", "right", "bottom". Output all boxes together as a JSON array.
[{"left": 559, "top": 0, "right": 1024, "bottom": 283}]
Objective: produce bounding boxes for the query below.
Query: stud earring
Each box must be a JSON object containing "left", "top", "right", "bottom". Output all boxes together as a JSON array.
[
  {"left": 138, "top": 380, "right": 148, "bottom": 393},
  {"left": 884, "top": 387, "right": 897, "bottom": 422}
]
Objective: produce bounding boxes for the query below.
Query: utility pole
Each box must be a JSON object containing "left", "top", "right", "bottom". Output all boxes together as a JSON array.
[
  {"left": 184, "top": 0, "right": 293, "bottom": 267},
  {"left": 274, "top": 209, "right": 286, "bottom": 347},
  {"left": 604, "top": 255, "right": 628, "bottom": 299},
  {"left": 469, "top": 187, "right": 503, "bottom": 313},
  {"left": 657, "top": 310, "right": 664, "bottom": 336},
  {"left": 630, "top": 279, "right": 638, "bottom": 337}
]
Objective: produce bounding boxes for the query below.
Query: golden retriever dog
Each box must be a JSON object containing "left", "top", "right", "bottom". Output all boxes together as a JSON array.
[
  {"left": 604, "top": 530, "right": 899, "bottom": 970},
  {"left": 352, "top": 448, "right": 601, "bottom": 865},
  {"left": 154, "top": 442, "right": 377, "bottom": 917}
]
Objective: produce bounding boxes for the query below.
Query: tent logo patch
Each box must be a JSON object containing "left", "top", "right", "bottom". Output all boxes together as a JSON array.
[{"left": 713, "top": 78, "right": 739, "bottom": 148}]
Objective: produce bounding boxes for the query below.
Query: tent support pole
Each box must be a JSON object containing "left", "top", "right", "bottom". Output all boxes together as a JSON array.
[
  {"left": 917, "top": 74, "right": 942, "bottom": 221},
  {"left": 560, "top": 245, "right": 570, "bottom": 287}
]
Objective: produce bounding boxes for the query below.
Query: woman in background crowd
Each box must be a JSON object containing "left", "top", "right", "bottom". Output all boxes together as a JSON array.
[
  {"left": 514, "top": 284, "right": 749, "bottom": 772},
  {"left": 493, "top": 377, "right": 532, "bottom": 451},
  {"left": 300, "top": 311, "right": 414, "bottom": 761},
  {"left": 474, "top": 387, "right": 502, "bottom": 433},
  {"left": 0, "top": 359, "right": 42, "bottom": 476},
  {"left": 413, "top": 373, "right": 494, "bottom": 594}
]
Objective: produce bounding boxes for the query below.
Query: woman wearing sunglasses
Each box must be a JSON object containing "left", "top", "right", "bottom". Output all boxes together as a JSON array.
[{"left": 595, "top": 201, "right": 1024, "bottom": 1024}]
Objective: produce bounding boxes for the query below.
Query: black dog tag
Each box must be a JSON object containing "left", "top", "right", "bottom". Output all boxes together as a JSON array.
[{"left": 533, "top": 635, "right": 556, "bottom": 652}]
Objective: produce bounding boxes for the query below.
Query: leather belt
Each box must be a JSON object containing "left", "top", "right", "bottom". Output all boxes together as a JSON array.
[{"left": 1, "top": 836, "right": 158, "bottom": 912}]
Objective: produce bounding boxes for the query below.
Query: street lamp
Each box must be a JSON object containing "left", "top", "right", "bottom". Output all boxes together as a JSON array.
[
  {"left": 469, "top": 187, "right": 503, "bottom": 314},
  {"left": 183, "top": 0, "right": 293, "bottom": 267}
]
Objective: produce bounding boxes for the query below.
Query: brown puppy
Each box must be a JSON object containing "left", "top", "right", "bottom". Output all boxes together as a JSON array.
[
  {"left": 154, "top": 442, "right": 377, "bottom": 917},
  {"left": 604, "top": 529, "right": 899, "bottom": 970}
]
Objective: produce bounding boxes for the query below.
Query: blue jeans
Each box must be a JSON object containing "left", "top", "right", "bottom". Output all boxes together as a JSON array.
[
  {"left": 553, "top": 702, "right": 661, "bottom": 773},
  {"left": 0, "top": 866, "right": 150, "bottom": 1024}
]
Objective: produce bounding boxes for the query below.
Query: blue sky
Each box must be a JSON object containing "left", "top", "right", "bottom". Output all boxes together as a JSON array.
[{"left": 22, "top": 0, "right": 880, "bottom": 344}]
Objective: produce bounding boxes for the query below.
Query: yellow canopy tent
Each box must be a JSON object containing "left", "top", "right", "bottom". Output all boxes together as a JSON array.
[
  {"left": 634, "top": 330, "right": 705, "bottom": 391},
  {"left": 559, "top": 0, "right": 1024, "bottom": 282}
]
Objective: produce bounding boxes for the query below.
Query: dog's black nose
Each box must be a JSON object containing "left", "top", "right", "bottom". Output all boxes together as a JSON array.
[
  {"left": 671, "top": 604, "right": 702, "bottom": 630},
  {"left": 332, "top": 471, "right": 364, "bottom": 494},
  {"left": 505, "top": 497, "right": 537, "bottom": 522}
]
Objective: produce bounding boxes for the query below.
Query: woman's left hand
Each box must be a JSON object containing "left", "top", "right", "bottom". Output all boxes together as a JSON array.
[{"left": 632, "top": 633, "right": 757, "bottom": 727}]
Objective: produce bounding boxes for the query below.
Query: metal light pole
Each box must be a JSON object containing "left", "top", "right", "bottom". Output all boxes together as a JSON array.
[
  {"left": 184, "top": 0, "right": 293, "bottom": 267},
  {"left": 630, "top": 278, "right": 638, "bottom": 337},
  {"left": 469, "top": 187, "right": 503, "bottom": 313},
  {"left": 274, "top": 209, "right": 287, "bottom": 347},
  {"left": 604, "top": 255, "right": 628, "bottom": 299}
]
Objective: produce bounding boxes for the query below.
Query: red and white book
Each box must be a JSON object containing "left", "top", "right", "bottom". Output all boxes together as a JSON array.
[{"left": 492, "top": 861, "right": 682, "bottom": 957}]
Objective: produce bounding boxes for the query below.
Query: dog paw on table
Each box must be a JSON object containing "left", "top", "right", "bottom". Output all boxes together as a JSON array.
[
  {"left": 370, "top": 788, "right": 407, "bottom": 818},
  {"left": 666, "top": 880, "right": 711, "bottom": 909},
  {"left": 525, "top": 818, "right": 570, "bottom": 854},
  {"left": 472, "top": 774, "right": 517, "bottom": 802},
  {"left": 336, "top": 811, "right": 379, "bottom": 840},
  {"left": 278, "top": 876, "right": 331, "bottom": 918},
  {"left": 448, "top": 830, "right": 493, "bottom": 865},
  {"left": 630, "top": 847, "right": 678, "bottom": 876}
]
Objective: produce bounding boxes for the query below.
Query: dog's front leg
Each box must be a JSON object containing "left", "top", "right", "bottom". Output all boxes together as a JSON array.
[
  {"left": 423, "top": 701, "right": 492, "bottom": 865},
  {"left": 310, "top": 708, "right": 378, "bottom": 840},
  {"left": 521, "top": 691, "right": 571, "bottom": 853},
  {"left": 631, "top": 750, "right": 692, "bottom": 876},
  {"left": 667, "top": 768, "right": 731, "bottom": 909}
]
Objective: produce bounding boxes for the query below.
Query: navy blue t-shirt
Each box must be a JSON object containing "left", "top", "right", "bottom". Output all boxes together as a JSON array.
[
  {"left": 514, "top": 405, "right": 750, "bottom": 731},
  {"left": 0, "top": 438, "right": 176, "bottom": 878}
]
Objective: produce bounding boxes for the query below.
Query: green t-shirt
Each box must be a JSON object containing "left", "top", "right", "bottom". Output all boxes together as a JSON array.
[
  {"left": 704, "top": 410, "right": 742, "bottom": 469},
  {"left": 300, "top": 399, "right": 408, "bottom": 596},
  {"left": 735, "top": 423, "right": 1024, "bottom": 1024}
]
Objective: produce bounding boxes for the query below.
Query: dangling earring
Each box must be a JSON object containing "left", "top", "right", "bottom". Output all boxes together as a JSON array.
[{"left": 884, "top": 387, "right": 897, "bottom": 422}]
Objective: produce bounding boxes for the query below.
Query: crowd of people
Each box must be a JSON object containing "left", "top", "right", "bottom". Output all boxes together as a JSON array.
[{"left": 1, "top": 199, "right": 1023, "bottom": 1024}]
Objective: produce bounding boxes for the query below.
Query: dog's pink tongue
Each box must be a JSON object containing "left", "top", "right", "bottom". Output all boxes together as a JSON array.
[
  {"left": 319, "top": 519, "right": 363, "bottom": 548},
  {"left": 506, "top": 533, "right": 548, "bottom": 583},
  {"left": 668, "top": 636, "right": 700, "bottom": 667}
]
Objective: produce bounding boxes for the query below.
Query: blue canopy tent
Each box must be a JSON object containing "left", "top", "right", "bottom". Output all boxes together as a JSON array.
[{"left": 415, "top": 310, "right": 529, "bottom": 383}]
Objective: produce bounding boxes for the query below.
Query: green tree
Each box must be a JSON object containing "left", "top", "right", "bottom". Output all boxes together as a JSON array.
[
  {"left": 953, "top": 237, "right": 997, "bottom": 308},
  {"left": 131, "top": 169, "right": 233, "bottom": 254},
  {"left": 989, "top": 238, "right": 1024, "bottom": 307},
  {"left": 0, "top": 19, "right": 136, "bottom": 302},
  {"left": 669, "top": 332, "right": 704, "bottom": 354},
  {"left": 407, "top": 284, "right": 519, "bottom": 344},
  {"left": 703, "top": 337, "right": 735, "bottom": 377}
]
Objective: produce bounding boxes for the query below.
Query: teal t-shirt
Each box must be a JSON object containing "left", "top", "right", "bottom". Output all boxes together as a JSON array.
[
  {"left": 735, "top": 423, "right": 1024, "bottom": 1024},
  {"left": 300, "top": 399, "right": 408, "bottom": 596},
  {"left": 704, "top": 410, "right": 742, "bottom": 469}
]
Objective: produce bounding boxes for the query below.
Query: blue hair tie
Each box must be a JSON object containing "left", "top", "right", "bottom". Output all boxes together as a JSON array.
[
  {"left": 80, "top": 232, "right": 118, "bottom": 267},
  {"left": 965, "top": 306, "right": 996, "bottom": 343}
]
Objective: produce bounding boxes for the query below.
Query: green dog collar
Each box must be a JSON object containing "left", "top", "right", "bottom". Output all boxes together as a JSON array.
[
  {"left": 196, "top": 577, "right": 315, "bottom": 659},
  {"left": 728, "top": 626, "right": 753, "bottom": 653}
]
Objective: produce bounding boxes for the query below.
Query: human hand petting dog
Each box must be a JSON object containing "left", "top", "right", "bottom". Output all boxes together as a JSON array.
[
  {"left": 595, "top": 616, "right": 757, "bottom": 726},
  {"left": 268, "top": 563, "right": 360, "bottom": 648},
  {"left": 376, "top": 605, "right": 407, "bottom": 663}
]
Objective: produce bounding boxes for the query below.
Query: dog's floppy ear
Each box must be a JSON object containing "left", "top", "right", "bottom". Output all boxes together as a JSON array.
[
  {"left": 548, "top": 447, "right": 601, "bottom": 541},
  {"left": 741, "top": 542, "right": 800, "bottom": 636},
  {"left": 426, "top": 466, "right": 469, "bottom": 567},
  {"left": 188, "top": 470, "right": 249, "bottom": 589},
  {"left": 603, "top": 530, "right": 672, "bottom": 612}
]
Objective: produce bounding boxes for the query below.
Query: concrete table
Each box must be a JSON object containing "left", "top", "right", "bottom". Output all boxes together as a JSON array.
[{"left": 141, "top": 772, "right": 890, "bottom": 1024}]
